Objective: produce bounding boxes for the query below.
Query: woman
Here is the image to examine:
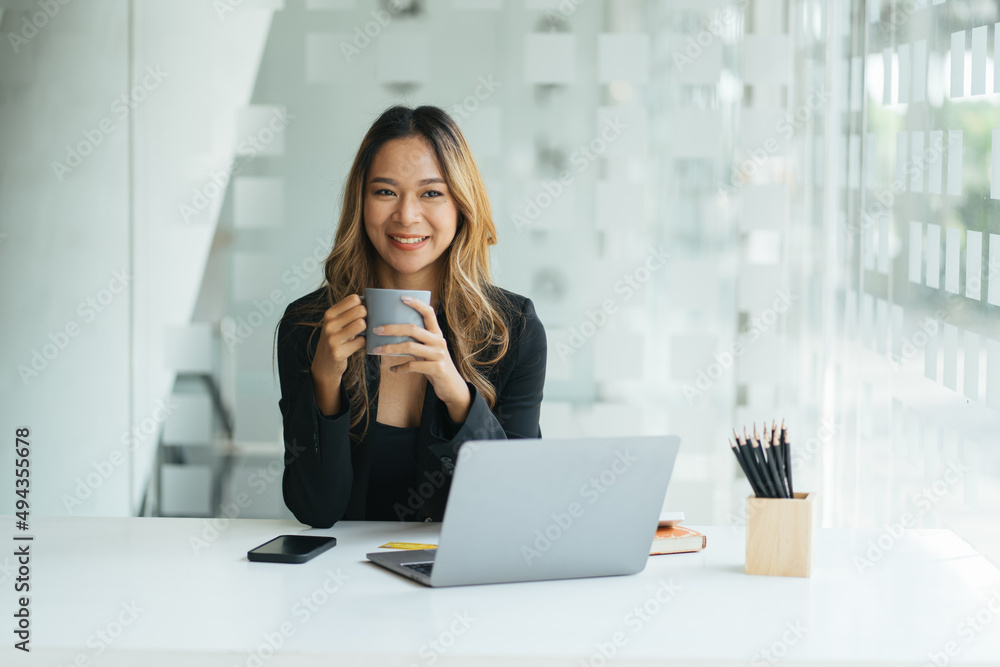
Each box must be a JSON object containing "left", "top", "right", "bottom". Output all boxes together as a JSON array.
[{"left": 274, "top": 105, "right": 546, "bottom": 528}]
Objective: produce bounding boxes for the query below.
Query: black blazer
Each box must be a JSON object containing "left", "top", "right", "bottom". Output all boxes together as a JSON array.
[{"left": 276, "top": 285, "right": 546, "bottom": 527}]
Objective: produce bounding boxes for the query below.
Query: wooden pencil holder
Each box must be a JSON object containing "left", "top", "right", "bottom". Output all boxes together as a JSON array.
[{"left": 745, "top": 492, "right": 814, "bottom": 578}]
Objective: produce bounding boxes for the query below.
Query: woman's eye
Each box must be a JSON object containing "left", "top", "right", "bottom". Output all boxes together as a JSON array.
[{"left": 371, "top": 188, "right": 442, "bottom": 197}]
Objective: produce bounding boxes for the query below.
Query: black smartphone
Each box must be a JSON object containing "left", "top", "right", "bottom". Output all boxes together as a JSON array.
[{"left": 247, "top": 535, "right": 337, "bottom": 564}]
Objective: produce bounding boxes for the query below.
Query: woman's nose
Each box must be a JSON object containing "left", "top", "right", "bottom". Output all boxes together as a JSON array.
[{"left": 395, "top": 193, "right": 421, "bottom": 223}]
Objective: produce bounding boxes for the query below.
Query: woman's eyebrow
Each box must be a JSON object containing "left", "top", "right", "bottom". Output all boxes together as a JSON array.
[{"left": 368, "top": 176, "right": 445, "bottom": 186}]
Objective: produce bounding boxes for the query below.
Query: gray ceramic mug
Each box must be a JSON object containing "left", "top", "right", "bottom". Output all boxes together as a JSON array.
[{"left": 362, "top": 288, "right": 432, "bottom": 355}]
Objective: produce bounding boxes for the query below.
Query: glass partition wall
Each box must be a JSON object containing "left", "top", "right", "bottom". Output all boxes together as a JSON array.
[{"left": 1, "top": 0, "right": 996, "bottom": 565}]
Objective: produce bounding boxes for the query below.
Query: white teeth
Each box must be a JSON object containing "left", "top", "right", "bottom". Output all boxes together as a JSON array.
[{"left": 390, "top": 236, "right": 428, "bottom": 244}]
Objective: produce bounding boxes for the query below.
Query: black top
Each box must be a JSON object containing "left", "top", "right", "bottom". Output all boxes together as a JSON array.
[
  {"left": 362, "top": 420, "right": 420, "bottom": 522},
  {"left": 276, "top": 285, "right": 547, "bottom": 528}
]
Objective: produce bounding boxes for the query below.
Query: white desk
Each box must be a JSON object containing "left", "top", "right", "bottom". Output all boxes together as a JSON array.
[{"left": 2, "top": 516, "right": 999, "bottom": 666}]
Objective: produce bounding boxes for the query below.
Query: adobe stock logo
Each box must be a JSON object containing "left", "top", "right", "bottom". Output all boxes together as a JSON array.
[
  {"left": 511, "top": 116, "right": 628, "bottom": 233},
  {"left": 555, "top": 245, "right": 671, "bottom": 361},
  {"left": 7, "top": 0, "right": 73, "bottom": 54},
  {"left": 447, "top": 75, "right": 501, "bottom": 120},
  {"left": 51, "top": 66, "right": 169, "bottom": 182},
  {"left": 18, "top": 268, "right": 133, "bottom": 385},
  {"left": 682, "top": 289, "right": 797, "bottom": 402}
]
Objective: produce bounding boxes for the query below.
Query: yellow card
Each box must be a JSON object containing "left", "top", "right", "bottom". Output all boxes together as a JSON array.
[{"left": 378, "top": 542, "right": 438, "bottom": 550}]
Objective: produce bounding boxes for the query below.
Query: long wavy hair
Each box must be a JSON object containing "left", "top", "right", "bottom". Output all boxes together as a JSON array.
[{"left": 275, "top": 105, "right": 511, "bottom": 444}]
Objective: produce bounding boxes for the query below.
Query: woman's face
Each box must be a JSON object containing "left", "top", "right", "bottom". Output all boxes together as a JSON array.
[{"left": 364, "top": 135, "right": 458, "bottom": 280}]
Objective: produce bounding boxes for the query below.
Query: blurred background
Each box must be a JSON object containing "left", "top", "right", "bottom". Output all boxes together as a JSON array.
[{"left": 1, "top": 0, "right": 998, "bottom": 564}]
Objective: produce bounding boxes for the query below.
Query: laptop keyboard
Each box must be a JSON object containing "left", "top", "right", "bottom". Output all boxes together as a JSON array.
[{"left": 402, "top": 561, "right": 434, "bottom": 577}]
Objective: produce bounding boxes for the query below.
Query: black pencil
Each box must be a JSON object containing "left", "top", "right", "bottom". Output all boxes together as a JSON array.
[
  {"left": 770, "top": 420, "right": 789, "bottom": 497},
  {"left": 751, "top": 424, "right": 778, "bottom": 497},
  {"left": 728, "top": 433, "right": 752, "bottom": 491},
  {"left": 781, "top": 420, "right": 793, "bottom": 496},
  {"left": 729, "top": 438, "right": 763, "bottom": 497},
  {"left": 770, "top": 422, "right": 790, "bottom": 498},
  {"left": 761, "top": 427, "right": 787, "bottom": 498},
  {"left": 737, "top": 429, "right": 769, "bottom": 497},
  {"left": 735, "top": 430, "right": 765, "bottom": 497},
  {"left": 732, "top": 430, "right": 766, "bottom": 497},
  {"left": 747, "top": 425, "right": 776, "bottom": 497},
  {"left": 771, "top": 420, "right": 792, "bottom": 498}
]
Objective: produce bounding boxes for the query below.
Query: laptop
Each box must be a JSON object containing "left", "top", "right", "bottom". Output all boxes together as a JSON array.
[{"left": 365, "top": 435, "right": 680, "bottom": 587}]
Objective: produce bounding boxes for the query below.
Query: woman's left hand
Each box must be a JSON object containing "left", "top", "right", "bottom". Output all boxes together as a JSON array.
[{"left": 371, "top": 296, "right": 471, "bottom": 424}]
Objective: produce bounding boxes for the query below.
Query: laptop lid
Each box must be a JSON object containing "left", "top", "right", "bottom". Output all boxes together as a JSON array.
[{"left": 427, "top": 435, "right": 680, "bottom": 587}]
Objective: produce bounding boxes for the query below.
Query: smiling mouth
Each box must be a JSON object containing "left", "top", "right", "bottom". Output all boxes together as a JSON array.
[{"left": 388, "top": 235, "right": 429, "bottom": 244}]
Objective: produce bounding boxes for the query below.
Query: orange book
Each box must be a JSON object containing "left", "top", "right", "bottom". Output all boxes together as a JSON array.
[{"left": 650, "top": 524, "right": 707, "bottom": 555}]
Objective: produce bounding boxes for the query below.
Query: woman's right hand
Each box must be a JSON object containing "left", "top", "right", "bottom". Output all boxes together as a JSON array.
[{"left": 311, "top": 294, "right": 367, "bottom": 414}]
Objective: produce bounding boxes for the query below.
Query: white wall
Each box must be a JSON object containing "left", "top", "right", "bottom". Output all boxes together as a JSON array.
[
  {"left": 0, "top": 1, "right": 275, "bottom": 516},
  {"left": 0, "top": 2, "right": 131, "bottom": 515}
]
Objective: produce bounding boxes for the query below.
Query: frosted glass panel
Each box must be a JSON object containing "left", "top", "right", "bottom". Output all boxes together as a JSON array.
[
  {"left": 943, "top": 324, "right": 958, "bottom": 390},
  {"left": 965, "top": 332, "right": 980, "bottom": 400},
  {"left": 910, "top": 131, "right": 924, "bottom": 192},
  {"left": 596, "top": 106, "right": 647, "bottom": 158},
  {"left": 990, "top": 235, "right": 1000, "bottom": 307},
  {"left": 306, "top": 0, "right": 356, "bottom": 8},
  {"left": 162, "top": 395, "right": 213, "bottom": 446},
  {"left": 966, "top": 231, "right": 982, "bottom": 300},
  {"left": 908, "top": 221, "right": 922, "bottom": 284},
  {"left": 595, "top": 181, "right": 643, "bottom": 230},
  {"left": 741, "top": 185, "right": 785, "bottom": 231},
  {"left": 163, "top": 323, "right": 212, "bottom": 373},
  {"left": 669, "top": 334, "right": 720, "bottom": 382},
  {"left": 523, "top": 34, "right": 575, "bottom": 84},
  {"left": 947, "top": 130, "right": 963, "bottom": 195},
  {"left": 912, "top": 39, "right": 927, "bottom": 102},
  {"left": 743, "top": 35, "right": 790, "bottom": 85},
  {"left": 970, "top": 26, "right": 986, "bottom": 96},
  {"left": 305, "top": 33, "right": 351, "bottom": 83},
  {"left": 945, "top": 227, "right": 960, "bottom": 294},
  {"left": 234, "top": 177, "right": 284, "bottom": 229},
  {"left": 376, "top": 33, "right": 428, "bottom": 83},
  {"left": 928, "top": 130, "right": 943, "bottom": 194},
  {"left": 898, "top": 44, "right": 911, "bottom": 104},
  {"left": 232, "top": 252, "right": 282, "bottom": 303},
  {"left": 597, "top": 34, "right": 649, "bottom": 83},
  {"left": 987, "top": 338, "right": 1000, "bottom": 411},
  {"left": 457, "top": 106, "right": 502, "bottom": 157},
  {"left": 992, "top": 130, "right": 1000, "bottom": 199},
  {"left": 926, "top": 224, "right": 941, "bottom": 288},
  {"left": 950, "top": 31, "right": 965, "bottom": 98},
  {"left": 670, "top": 109, "right": 721, "bottom": 158},
  {"left": 236, "top": 106, "right": 287, "bottom": 156}
]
